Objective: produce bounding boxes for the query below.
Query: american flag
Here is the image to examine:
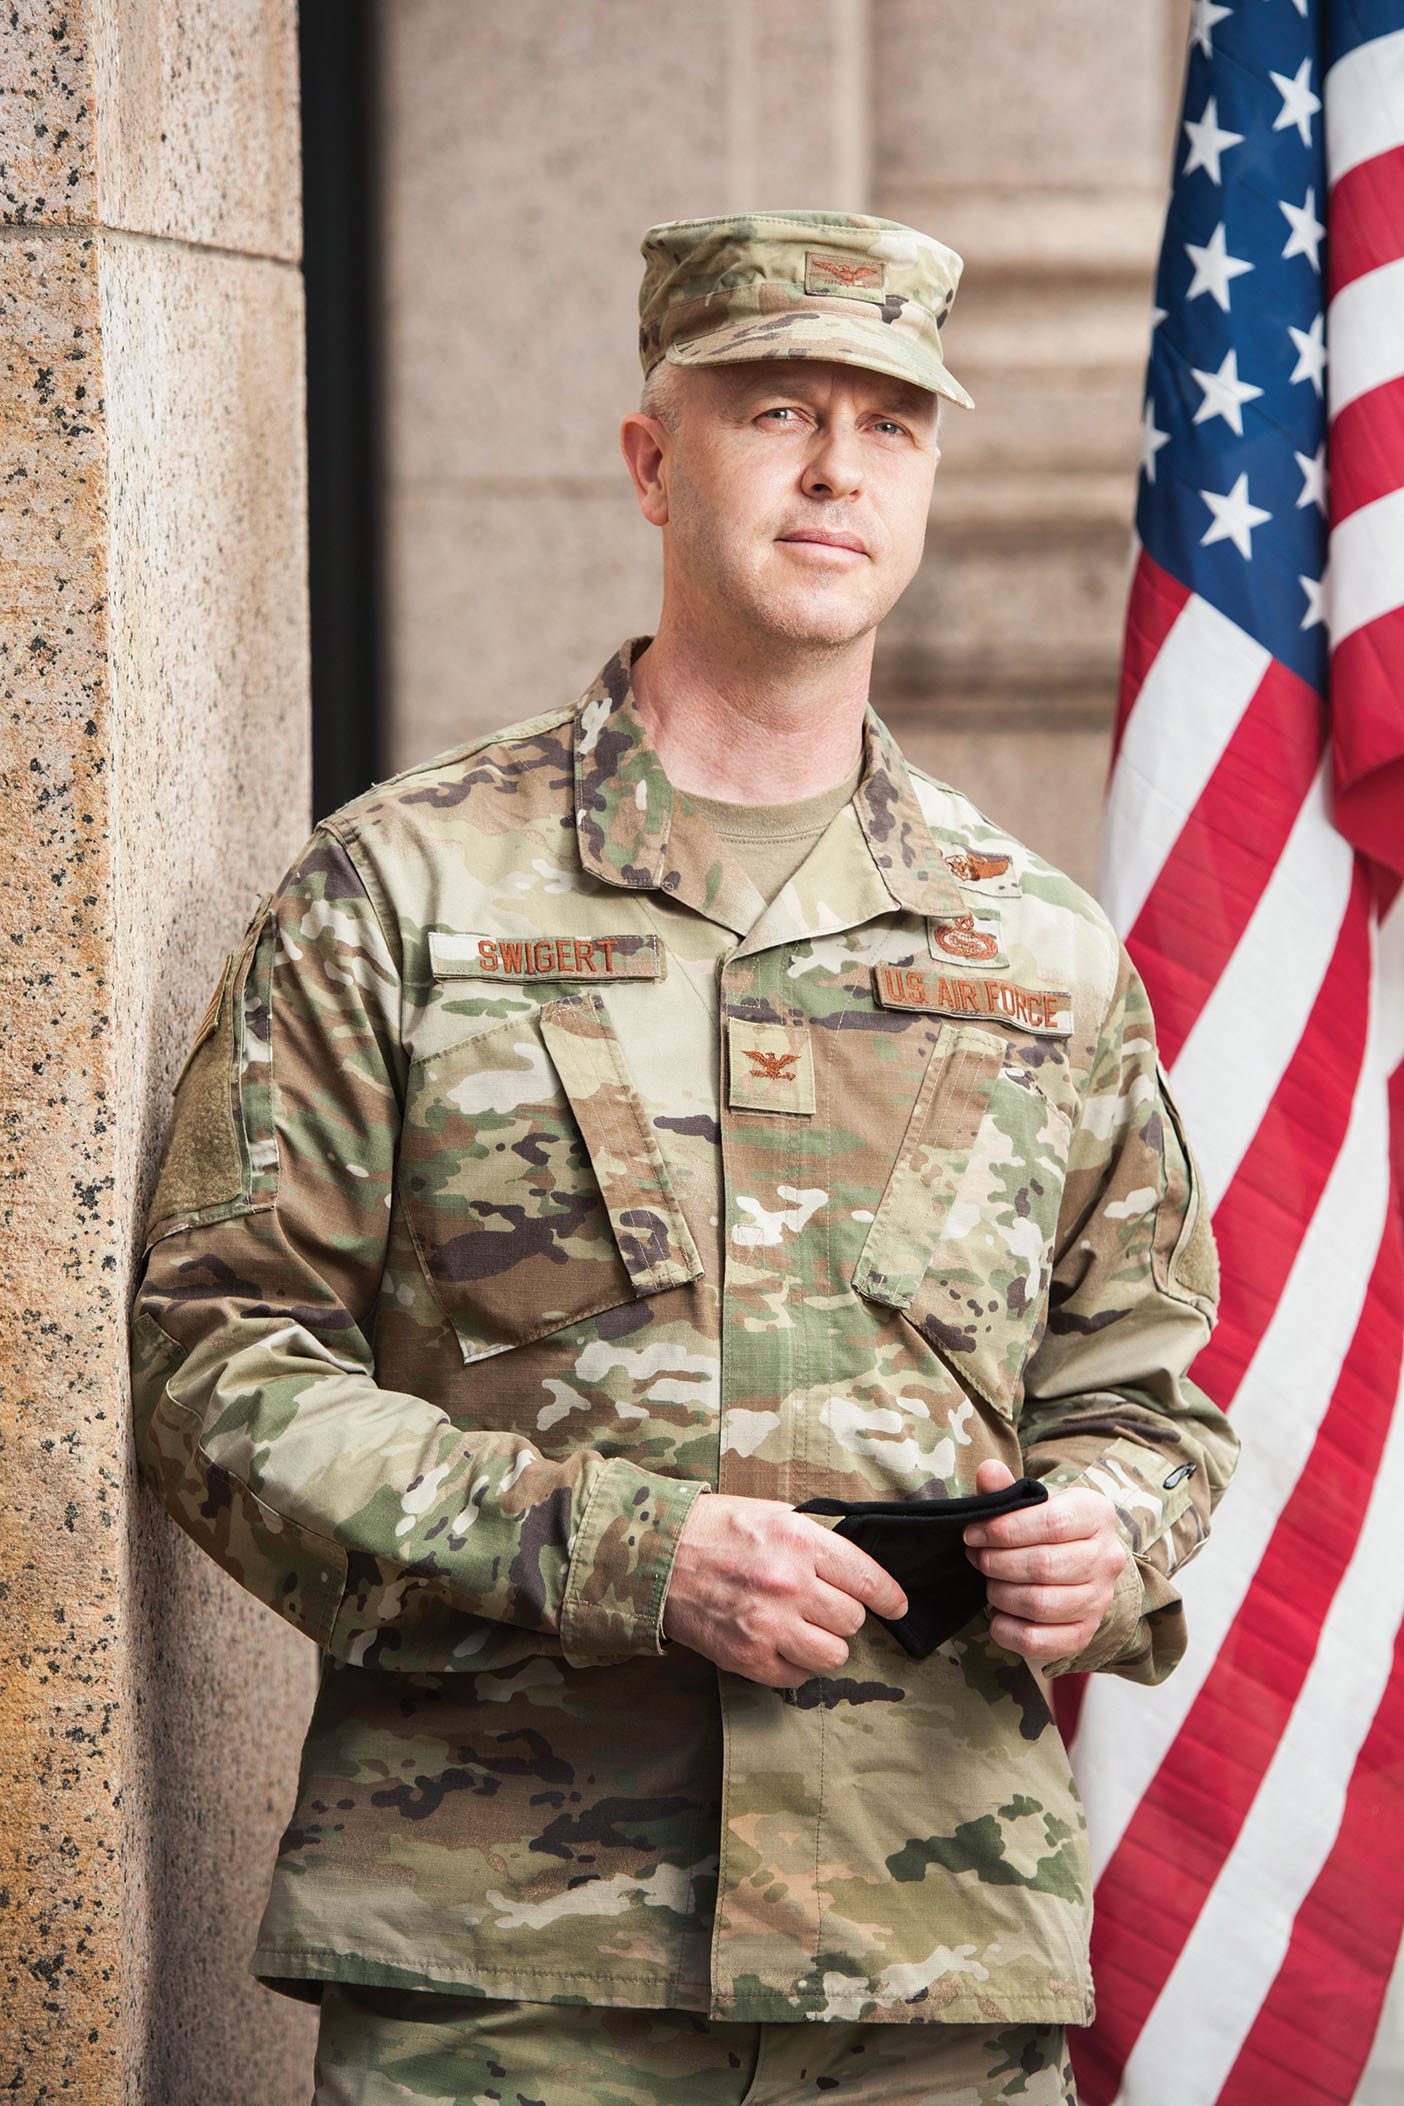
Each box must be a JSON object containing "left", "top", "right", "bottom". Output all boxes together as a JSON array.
[{"left": 1060, "top": 3, "right": 1404, "bottom": 2101}]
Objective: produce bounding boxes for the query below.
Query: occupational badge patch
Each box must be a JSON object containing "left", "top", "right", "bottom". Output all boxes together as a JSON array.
[{"left": 928, "top": 912, "right": 1005, "bottom": 966}]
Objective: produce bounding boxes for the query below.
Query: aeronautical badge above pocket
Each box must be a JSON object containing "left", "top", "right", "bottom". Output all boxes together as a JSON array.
[
  {"left": 939, "top": 844, "right": 1022, "bottom": 898},
  {"left": 398, "top": 989, "right": 703, "bottom": 1364}
]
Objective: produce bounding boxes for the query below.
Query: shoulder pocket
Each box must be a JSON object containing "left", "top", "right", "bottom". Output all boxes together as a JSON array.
[
  {"left": 398, "top": 988, "right": 703, "bottom": 1364},
  {"left": 853, "top": 1021, "right": 1074, "bottom": 1421},
  {"left": 143, "top": 896, "right": 277, "bottom": 1249},
  {"left": 1152, "top": 1059, "right": 1219, "bottom": 1323}
]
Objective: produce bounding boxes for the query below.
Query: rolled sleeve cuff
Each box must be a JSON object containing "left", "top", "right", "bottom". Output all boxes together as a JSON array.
[
  {"left": 558, "top": 1459, "right": 708, "bottom": 1668},
  {"left": 1032, "top": 1437, "right": 1197, "bottom": 1682},
  {"left": 1033, "top": 1435, "right": 1196, "bottom": 1564}
]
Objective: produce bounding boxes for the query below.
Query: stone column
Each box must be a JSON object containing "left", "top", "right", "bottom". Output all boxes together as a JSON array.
[{"left": 1, "top": 4, "right": 317, "bottom": 2099}]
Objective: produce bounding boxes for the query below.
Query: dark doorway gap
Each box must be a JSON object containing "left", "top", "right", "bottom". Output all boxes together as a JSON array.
[{"left": 299, "top": 0, "right": 386, "bottom": 822}]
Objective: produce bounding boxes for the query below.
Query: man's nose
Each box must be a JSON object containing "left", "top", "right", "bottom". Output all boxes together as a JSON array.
[{"left": 800, "top": 420, "right": 863, "bottom": 500}]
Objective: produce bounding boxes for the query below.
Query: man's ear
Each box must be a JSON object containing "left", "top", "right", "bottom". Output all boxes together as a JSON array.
[{"left": 619, "top": 412, "right": 670, "bottom": 528}]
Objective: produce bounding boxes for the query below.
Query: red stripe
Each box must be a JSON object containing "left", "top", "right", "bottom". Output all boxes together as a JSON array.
[
  {"left": 1328, "top": 142, "right": 1404, "bottom": 298},
  {"left": 1111, "top": 552, "right": 1190, "bottom": 765},
  {"left": 1072, "top": 1204, "right": 1404, "bottom": 2106},
  {"left": 1058, "top": 729, "right": 1338, "bottom": 1758},
  {"left": 1064, "top": 868, "right": 1368, "bottom": 1826},
  {"left": 1331, "top": 610, "right": 1404, "bottom": 882},
  {"left": 1187, "top": 863, "right": 1372, "bottom": 1407},
  {"left": 1329, "top": 373, "right": 1404, "bottom": 525},
  {"left": 1051, "top": 1665, "right": 1088, "bottom": 1747},
  {"left": 1216, "top": 1524, "right": 1404, "bottom": 2102},
  {"left": 1124, "top": 659, "right": 1325, "bottom": 1069}
]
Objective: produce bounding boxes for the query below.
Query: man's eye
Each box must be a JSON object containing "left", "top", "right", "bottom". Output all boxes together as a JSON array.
[
  {"left": 873, "top": 419, "right": 908, "bottom": 438},
  {"left": 760, "top": 405, "right": 799, "bottom": 423}
]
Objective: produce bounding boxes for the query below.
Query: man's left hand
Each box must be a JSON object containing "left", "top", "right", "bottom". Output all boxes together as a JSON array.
[{"left": 962, "top": 1458, "right": 1127, "bottom": 1665}]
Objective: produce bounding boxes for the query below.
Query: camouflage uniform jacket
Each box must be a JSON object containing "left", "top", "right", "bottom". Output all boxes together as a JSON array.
[{"left": 129, "top": 634, "right": 1238, "bottom": 2027}]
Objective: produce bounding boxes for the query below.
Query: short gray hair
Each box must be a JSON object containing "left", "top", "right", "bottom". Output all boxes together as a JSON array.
[{"left": 638, "top": 358, "right": 689, "bottom": 430}]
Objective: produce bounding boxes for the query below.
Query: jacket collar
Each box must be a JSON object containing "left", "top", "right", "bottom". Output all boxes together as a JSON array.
[{"left": 573, "top": 636, "right": 966, "bottom": 936}]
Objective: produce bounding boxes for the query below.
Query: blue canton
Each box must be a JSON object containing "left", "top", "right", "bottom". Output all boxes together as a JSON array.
[{"left": 1139, "top": 0, "right": 1328, "bottom": 691}]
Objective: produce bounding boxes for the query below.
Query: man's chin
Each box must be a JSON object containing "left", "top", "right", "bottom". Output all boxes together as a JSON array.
[
  {"left": 738, "top": 585, "right": 881, "bottom": 650},
  {"left": 762, "top": 607, "right": 880, "bottom": 651}
]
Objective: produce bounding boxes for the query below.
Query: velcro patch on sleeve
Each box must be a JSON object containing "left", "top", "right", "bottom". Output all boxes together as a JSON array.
[
  {"left": 428, "top": 931, "right": 665, "bottom": 981},
  {"left": 727, "top": 1017, "right": 815, "bottom": 1115},
  {"left": 872, "top": 962, "right": 1071, "bottom": 1038}
]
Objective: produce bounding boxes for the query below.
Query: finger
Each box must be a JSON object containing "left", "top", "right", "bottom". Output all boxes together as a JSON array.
[
  {"left": 745, "top": 1659, "right": 812, "bottom": 1693},
  {"left": 968, "top": 1540, "right": 1098, "bottom": 1585},
  {"left": 728, "top": 1634, "right": 840, "bottom": 1688},
  {"left": 811, "top": 1533, "right": 909, "bottom": 1621},
  {"left": 778, "top": 1623, "right": 852, "bottom": 1677},
  {"left": 975, "top": 1458, "right": 1017, "bottom": 1495},
  {"left": 985, "top": 1578, "right": 1104, "bottom": 1626},
  {"left": 964, "top": 1491, "right": 1105, "bottom": 1552},
  {"left": 987, "top": 1612, "right": 1095, "bottom": 1663},
  {"left": 804, "top": 1576, "right": 870, "bottom": 1640}
]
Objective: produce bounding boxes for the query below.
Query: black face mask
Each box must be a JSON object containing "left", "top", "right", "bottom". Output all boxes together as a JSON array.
[{"left": 795, "top": 1478, "right": 1051, "bottom": 1660}]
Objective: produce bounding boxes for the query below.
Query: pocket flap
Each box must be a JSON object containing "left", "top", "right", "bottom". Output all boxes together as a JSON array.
[
  {"left": 538, "top": 992, "right": 702, "bottom": 1294},
  {"left": 399, "top": 992, "right": 702, "bottom": 1365},
  {"left": 852, "top": 1023, "right": 1074, "bottom": 1421},
  {"left": 853, "top": 1023, "right": 1005, "bottom": 1308}
]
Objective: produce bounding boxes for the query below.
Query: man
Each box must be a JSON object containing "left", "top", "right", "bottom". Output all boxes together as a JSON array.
[{"left": 129, "top": 212, "right": 1238, "bottom": 2104}]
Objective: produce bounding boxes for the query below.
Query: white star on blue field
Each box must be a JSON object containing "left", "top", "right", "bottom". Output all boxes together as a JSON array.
[{"left": 1139, "top": 1, "right": 1330, "bottom": 687}]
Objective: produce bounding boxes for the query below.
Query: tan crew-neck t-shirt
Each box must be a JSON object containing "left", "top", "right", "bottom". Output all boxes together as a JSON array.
[{"left": 682, "top": 755, "right": 865, "bottom": 911}]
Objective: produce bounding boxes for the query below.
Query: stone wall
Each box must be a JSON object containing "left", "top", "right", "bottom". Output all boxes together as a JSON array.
[
  {"left": 0, "top": 3, "right": 316, "bottom": 2098},
  {"left": 379, "top": 0, "right": 1189, "bottom": 890}
]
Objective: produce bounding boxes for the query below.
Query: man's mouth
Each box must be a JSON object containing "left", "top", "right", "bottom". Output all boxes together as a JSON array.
[{"left": 778, "top": 529, "right": 869, "bottom": 555}]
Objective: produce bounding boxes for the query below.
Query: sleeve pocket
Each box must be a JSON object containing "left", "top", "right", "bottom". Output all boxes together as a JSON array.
[{"left": 143, "top": 896, "right": 276, "bottom": 1249}]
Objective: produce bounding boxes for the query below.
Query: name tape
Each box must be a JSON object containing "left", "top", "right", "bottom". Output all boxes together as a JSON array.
[
  {"left": 872, "top": 962, "right": 1072, "bottom": 1037},
  {"left": 429, "top": 931, "right": 664, "bottom": 982}
]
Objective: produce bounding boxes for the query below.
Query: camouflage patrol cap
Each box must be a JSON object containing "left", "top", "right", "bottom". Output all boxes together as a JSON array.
[{"left": 638, "top": 209, "right": 973, "bottom": 409}]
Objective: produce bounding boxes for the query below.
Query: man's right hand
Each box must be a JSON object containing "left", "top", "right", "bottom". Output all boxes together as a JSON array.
[{"left": 661, "top": 1493, "right": 908, "bottom": 1688}]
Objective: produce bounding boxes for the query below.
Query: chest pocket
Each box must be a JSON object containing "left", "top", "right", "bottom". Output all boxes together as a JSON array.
[
  {"left": 852, "top": 1022, "right": 1074, "bottom": 1421},
  {"left": 398, "top": 989, "right": 703, "bottom": 1365}
]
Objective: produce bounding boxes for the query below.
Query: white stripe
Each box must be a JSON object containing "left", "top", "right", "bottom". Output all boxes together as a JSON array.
[
  {"left": 1356, "top": 1925, "right": 1404, "bottom": 2103},
  {"left": 1098, "top": 595, "right": 1269, "bottom": 939},
  {"left": 1075, "top": 957, "right": 1389, "bottom": 1883},
  {"left": 1120, "top": 1342, "right": 1404, "bottom": 2105},
  {"left": 1379, "top": 884, "right": 1404, "bottom": 1078},
  {"left": 1326, "top": 28, "right": 1404, "bottom": 183},
  {"left": 1330, "top": 485, "right": 1404, "bottom": 643},
  {"left": 1328, "top": 257, "right": 1404, "bottom": 417},
  {"left": 1166, "top": 763, "right": 1354, "bottom": 1210}
]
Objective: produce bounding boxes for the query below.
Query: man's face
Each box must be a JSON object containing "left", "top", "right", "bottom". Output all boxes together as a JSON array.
[{"left": 637, "top": 359, "right": 941, "bottom": 651}]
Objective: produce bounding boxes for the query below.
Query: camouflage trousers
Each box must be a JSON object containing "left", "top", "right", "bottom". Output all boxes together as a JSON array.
[{"left": 311, "top": 1985, "right": 1078, "bottom": 2104}]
